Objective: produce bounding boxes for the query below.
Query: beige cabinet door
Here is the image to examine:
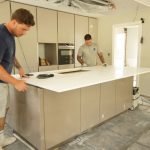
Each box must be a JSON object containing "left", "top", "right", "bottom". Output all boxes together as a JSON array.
[
  {"left": 89, "top": 17, "right": 98, "bottom": 43},
  {"left": 58, "top": 12, "right": 74, "bottom": 43},
  {"left": 44, "top": 89, "right": 80, "bottom": 149},
  {"left": 100, "top": 81, "right": 116, "bottom": 122},
  {"left": 81, "top": 84, "right": 100, "bottom": 132},
  {"left": 89, "top": 17, "right": 101, "bottom": 65},
  {"left": 75, "top": 15, "right": 88, "bottom": 67},
  {"left": 116, "top": 77, "right": 133, "bottom": 114},
  {"left": 0, "top": 1, "right": 10, "bottom": 23},
  {"left": 37, "top": 8, "right": 57, "bottom": 43},
  {"left": 11, "top": 2, "right": 38, "bottom": 72},
  {"left": 8, "top": 86, "right": 45, "bottom": 150},
  {"left": 139, "top": 73, "right": 150, "bottom": 96}
]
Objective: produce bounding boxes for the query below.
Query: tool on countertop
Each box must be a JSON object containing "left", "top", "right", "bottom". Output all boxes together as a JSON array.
[{"left": 37, "top": 74, "right": 54, "bottom": 79}]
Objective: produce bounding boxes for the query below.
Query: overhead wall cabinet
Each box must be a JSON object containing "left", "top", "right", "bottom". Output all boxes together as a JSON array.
[
  {"left": 58, "top": 12, "right": 74, "bottom": 43},
  {"left": 0, "top": 1, "right": 10, "bottom": 23},
  {"left": 75, "top": 15, "right": 88, "bottom": 67},
  {"left": 37, "top": 8, "right": 57, "bottom": 43},
  {"left": 11, "top": 2, "right": 38, "bottom": 72}
]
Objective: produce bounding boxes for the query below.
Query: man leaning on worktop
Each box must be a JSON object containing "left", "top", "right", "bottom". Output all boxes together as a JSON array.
[
  {"left": 0, "top": 9, "right": 35, "bottom": 150},
  {"left": 77, "top": 34, "right": 107, "bottom": 67}
]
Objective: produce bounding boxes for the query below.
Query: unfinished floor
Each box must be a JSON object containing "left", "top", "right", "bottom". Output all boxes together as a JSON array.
[{"left": 4, "top": 104, "right": 150, "bottom": 150}]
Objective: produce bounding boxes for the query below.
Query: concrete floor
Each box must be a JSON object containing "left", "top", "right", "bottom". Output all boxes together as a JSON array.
[{"left": 4, "top": 104, "right": 150, "bottom": 150}]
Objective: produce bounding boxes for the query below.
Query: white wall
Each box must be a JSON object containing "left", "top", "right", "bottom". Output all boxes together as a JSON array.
[
  {"left": 98, "top": 6, "right": 150, "bottom": 67},
  {"left": 126, "top": 27, "right": 139, "bottom": 68},
  {"left": 97, "top": 5, "right": 150, "bottom": 95}
]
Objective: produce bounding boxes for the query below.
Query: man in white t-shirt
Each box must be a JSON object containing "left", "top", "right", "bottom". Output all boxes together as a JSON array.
[{"left": 77, "top": 34, "right": 106, "bottom": 66}]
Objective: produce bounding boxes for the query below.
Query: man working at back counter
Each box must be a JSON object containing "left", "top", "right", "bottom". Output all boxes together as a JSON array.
[
  {"left": 77, "top": 34, "right": 107, "bottom": 67},
  {"left": 0, "top": 8, "right": 35, "bottom": 150}
]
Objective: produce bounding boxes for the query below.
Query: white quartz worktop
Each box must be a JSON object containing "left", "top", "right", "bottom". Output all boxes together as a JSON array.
[{"left": 15, "top": 66, "right": 150, "bottom": 92}]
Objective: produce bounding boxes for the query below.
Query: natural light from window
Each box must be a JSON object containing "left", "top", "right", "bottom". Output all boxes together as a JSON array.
[{"left": 114, "top": 33, "right": 126, "bottom": 68}]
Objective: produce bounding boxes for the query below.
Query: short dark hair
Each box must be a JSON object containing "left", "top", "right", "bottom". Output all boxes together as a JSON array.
[
  {"left": 11, "top": 8, "right": 35, "bottom": 26},
  {"left": 84, "top": 34, "right": 92, "bottom": 40}
]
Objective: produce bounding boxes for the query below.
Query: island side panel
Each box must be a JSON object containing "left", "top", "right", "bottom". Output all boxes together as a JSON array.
[{"left": 8, "top": 85, "right": 45, "bottom": 150}]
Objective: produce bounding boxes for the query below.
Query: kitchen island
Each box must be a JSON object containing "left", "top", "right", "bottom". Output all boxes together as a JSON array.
[{"left": 8, "top": 66, "right": 150, "bottom": 150}]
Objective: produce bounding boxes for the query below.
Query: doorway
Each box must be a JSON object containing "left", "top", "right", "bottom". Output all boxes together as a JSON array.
[{"left": 112, "top": 22, "right": 142, "bottom": 86}]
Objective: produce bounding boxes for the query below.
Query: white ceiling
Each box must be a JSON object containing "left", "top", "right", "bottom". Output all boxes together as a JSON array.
[
  {"left": 11, "top": 0, "right": 150, "bottom": 17},
  {"left": 45, "top": 0, "right": 140, "bottom": 15},
  {"left": 114, "top": 0, "right": 138, "bottom": 11},
  {"left": 101, "top": 0, "right": 139, "bottom": 15},
  {"left": 134, "top": 0, "right": 150, "bottom": 7}
]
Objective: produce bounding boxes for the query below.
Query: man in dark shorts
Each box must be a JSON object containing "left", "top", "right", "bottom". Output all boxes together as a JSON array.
[{"left": 0, "top": 8, "right": 35, "bottom": 150}]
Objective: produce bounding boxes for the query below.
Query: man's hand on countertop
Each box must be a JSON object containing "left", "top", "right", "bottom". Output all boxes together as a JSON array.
[{"left": 102, "top": 63, "right": 107, "bottom": 67}]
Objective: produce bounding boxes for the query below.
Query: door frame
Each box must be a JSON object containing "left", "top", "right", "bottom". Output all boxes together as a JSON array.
[{"left": 112, "top": 21, "right": 142, "bottom": 70}]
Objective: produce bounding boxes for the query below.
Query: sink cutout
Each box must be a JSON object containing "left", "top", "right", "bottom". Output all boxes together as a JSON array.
[{"left": 58, "top": 68, "right": 90, "bottom": 74}]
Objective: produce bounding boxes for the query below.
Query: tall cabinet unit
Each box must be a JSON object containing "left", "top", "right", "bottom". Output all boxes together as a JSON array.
[
  {"left": 37, "top": 8, "right": 57, "bottom": 43},
  {"left": 37, "top": 7, "right": 58, "bottom": 71},
  {"left": 89, "top": 17, "right": 100, "bottom": 64},
  {"left": 0, "top": 1, "right": 10, "bottom": 23},
  {"left": 11, "top": 2, "right": 38, "bottom": 72},
  {"left": 75, "top": 15, "right": 88, "bottom": 67},
  {"left": 89, "top": 17, "right": 98, "bottom": 43},
  {"left": 58, "top": 12, "right": 75, "bottom": 69},
  {"left": 58, "top": 12, "right": 74, "bottom": 43}
]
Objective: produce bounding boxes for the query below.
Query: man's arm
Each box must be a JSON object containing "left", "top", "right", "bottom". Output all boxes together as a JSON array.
[
  {"left": 0, "top": 65, "right": 27, "bottom": 91},
  {"left": 98, "top": 52, "right": 106, "bottom": 64},
  {"left": 0, "top": 65, "right": 18, "bottom": 85},
  {"left": 14, "top": 57, "right": 22, "bottom": 69},
  {"left": 14, "top": 57, "right": 25, "bottom": 77},
  {"left": 77, "top": 55, "right": 84, "bottom": 65}
]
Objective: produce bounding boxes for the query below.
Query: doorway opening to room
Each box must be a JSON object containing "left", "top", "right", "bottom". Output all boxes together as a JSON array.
[{"left": 112, "top": 22, "right": 142, "bottom": 86}]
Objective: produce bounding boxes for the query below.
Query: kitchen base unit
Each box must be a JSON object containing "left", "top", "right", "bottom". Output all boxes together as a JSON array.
[
  {"left": 8, "top": 66, "right": 150, "bottom": 149},
  {"left": 8, "top": 79, "right": 132, "bottom": 149}
]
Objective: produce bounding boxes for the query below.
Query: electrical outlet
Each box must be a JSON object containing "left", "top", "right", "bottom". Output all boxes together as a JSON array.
[{"left": 107, "top": 53, "right": 111, "bottom": 56}]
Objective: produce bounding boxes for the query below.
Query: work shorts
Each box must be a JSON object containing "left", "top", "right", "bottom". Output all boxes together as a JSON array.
[{"left": 0, "top": 83, "right": 9, "bottom": 118}]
